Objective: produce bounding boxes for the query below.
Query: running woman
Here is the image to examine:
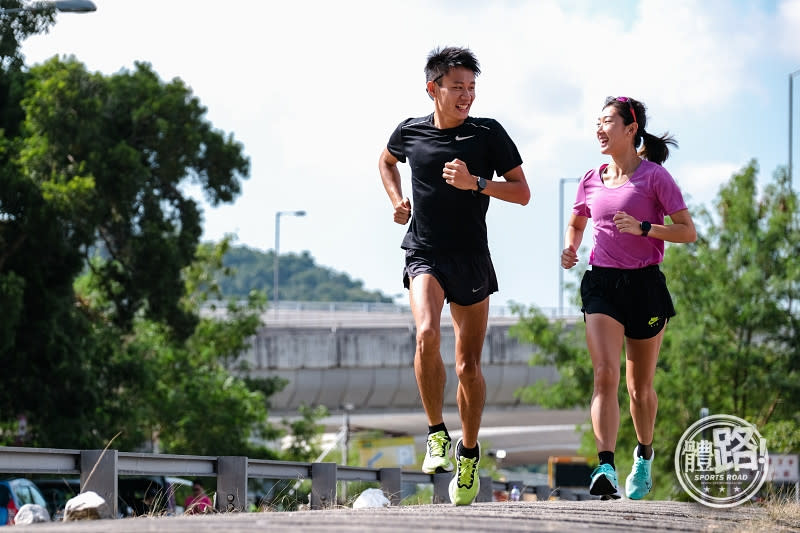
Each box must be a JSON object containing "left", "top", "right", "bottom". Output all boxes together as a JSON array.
[{"left": 561, "top": 96, "right": 696, "bottom": 500}]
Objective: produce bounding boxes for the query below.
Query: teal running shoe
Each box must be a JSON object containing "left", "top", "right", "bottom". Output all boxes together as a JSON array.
[
  {"left": 422, "top": 431, "right": 453, "bottom": 474},
  {"left": 589, "top": 462, "right": 621, "bottom": 500},
  {"left": 448, "top": 439, "right": 481, "bottom": 506},
  {"left": 625, "top": 448, "right": 654, "bottom": 499}
]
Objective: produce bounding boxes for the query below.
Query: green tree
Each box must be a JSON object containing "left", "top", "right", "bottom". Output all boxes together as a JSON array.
[
  {"left": 664, "top": 161, "right": 800, "bottom": 453},
  {"left": 0, "top": 15, "right": 329, "bottom": 459},
  {"left": 280, "top": 404, "right": 329, "bottom": 463},
  {"left": 512, "top": 160, "right": 799, "bottom": 499},
  {"left": 20, "top": 56, "right": 249, "bottom": 337},
  {"left": 0, "top": 54, "right": 250, "bottom": 447},
  {"left": 0, "top": 1, "right": 57, "bottom": 72},
  {"left": 71, "top": 239, "right": 327, "bottom": 457}
]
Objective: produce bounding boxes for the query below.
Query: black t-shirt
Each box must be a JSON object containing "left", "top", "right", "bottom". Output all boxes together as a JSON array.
[{"left": 387, "top": 114, "right": 522, "bottom": 253}]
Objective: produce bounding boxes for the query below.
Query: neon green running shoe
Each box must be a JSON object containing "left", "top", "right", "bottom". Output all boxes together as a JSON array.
[
  {"left": 625, "top": 448, "right": 654, "bottom": 499},
  {"left": 422, "top": 431, "right": 453, "bottom": 474},
  {"left": 448, "top": 439, "right": 481, "bottom": 506},
  {"left": 589, "top": 462, "right": 621, "bottom": 500}
]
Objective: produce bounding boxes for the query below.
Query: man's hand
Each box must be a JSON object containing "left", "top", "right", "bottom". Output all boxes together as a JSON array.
[
  {"left": 442, "top": 158, "right": 474, "bottom": 190},
  {"left": 394, "top": 197, "right": 411, "bottom": 225}
]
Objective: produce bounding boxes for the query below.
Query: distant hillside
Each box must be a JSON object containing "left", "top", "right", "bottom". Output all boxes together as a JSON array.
[{"left": 218, "top": 245, "right": 393, "bottom": 303}]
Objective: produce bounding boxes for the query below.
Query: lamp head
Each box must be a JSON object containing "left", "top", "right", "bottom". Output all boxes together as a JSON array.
[{"left": 54, "top": 0, "right": 97, "bottom": 12}]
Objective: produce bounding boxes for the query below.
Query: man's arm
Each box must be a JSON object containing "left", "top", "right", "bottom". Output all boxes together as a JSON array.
[
  {"left": 442, "top": 160, "right": 530, "bottom": 205},
  {"left": 378, "top": 148, "right": 411, "bottom": 224},
  {"left": 484, "top": 164, "right": 530, "bottom": 205}
]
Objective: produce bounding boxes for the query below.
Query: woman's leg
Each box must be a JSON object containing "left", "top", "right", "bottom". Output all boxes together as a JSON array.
[
  {"left": 623, "top": 326, "right": 665, "bottom": 499},
  {"left": 625, "top": 327, "right": 665, "bottom": 448},
  {"left": 586, "top": 313, "right": 626, "bottom": 453}
]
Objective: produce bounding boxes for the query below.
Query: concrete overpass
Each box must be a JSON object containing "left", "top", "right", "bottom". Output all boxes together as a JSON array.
[{"left": 229, "top": 302, "right": 589, "bottom": 467}]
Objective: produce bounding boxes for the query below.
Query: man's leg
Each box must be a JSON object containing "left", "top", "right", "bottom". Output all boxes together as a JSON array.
[
  {"left": 410, "top": 274, "right": 454, "bottom": 475},
  {"left": 409, "top": 274, "right": 446, "bottom": 426},
  {"left": 447, "top": 297, "right": 489, "bottom": 505},
  {"left": 449, "top": 298, "right": 489, "bottom": 448}
]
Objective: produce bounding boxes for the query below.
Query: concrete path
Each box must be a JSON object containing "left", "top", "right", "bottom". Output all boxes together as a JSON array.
[{"left": 19, "top": 499, "right": 792, "bottom": 532}]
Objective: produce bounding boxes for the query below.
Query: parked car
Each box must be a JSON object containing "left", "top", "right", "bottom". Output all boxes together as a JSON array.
[
  {"left": 0, "top": 478, "right": 48, "bottom": 526},
  {"left": 118, "top": 476, "right": 193, "bottom": 517},
  {"left": 32, "top": 478, "right": 80, "bottom": 521},
  {"left": 33, "top": 476, "right": 193, "bottom": 519},
  {"left": 0, "top": 484, "right": 8, "bottom": 526}
]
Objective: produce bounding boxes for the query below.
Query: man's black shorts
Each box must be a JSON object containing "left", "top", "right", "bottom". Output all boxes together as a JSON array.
[
  {"left": 580, "top": 264, "right": 676, "bottom": 339},
  {"left": 402, "top": 248, "right": 498, "bottom": 306}
]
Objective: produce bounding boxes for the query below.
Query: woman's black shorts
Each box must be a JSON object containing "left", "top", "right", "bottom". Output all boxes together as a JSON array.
[{"left": 580, "top": 264, "right": 676, "bottom": 340}]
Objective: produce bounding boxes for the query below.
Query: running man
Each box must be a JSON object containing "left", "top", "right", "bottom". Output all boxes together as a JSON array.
[{"left": 378, "top": 46, "right": 530, "bottom": 506}]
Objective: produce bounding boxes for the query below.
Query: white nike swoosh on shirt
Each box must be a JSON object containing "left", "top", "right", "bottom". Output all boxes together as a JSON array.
[{"left": 455, "top": 135, "right": 475, "bottom": 141}]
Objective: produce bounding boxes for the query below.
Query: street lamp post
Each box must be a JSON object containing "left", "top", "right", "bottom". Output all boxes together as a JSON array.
[
  {"left": 0, "top": 0, "right": 96, "bottom": 13},
  {"left": 340, "top": 403, "right": 354, "bottom": 503},
  {"left": 789, "top": 69, "right": 800, "bottom": 189},
  {"left": 558, "top": 177, "right": 581, "bottom": 316},
  {"left": 273, "top": 210, "right": 306, "bottom": 310}
]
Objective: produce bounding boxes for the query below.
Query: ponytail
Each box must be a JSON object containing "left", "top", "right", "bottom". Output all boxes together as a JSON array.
[
  {"left": 637, "top": 129, "right": 677, "bottom": 165},
  {"left": 604, "top": 97, "right": 679, "bottom": 165}
]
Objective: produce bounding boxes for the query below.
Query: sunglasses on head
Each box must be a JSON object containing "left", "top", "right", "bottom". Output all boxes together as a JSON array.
[{"left": 613, "top": 96, "right": 637, "bottom": 124}]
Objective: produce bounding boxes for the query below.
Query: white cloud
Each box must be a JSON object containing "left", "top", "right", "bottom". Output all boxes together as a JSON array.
[
  {"left": 19, "top": 0, "right": 797, "bottom": 308},
  {"left": 672, "top": 161, "right": 741, "bottom": 209},
  {"left": 779, "top": 0, "right": 800, "bottom": 61}
]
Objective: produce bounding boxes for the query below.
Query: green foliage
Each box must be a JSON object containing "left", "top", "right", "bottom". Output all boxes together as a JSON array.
[
  {"left": 281, "top": 404, "right": 329, "bottom": 462},
  {"left": 508, "top": 302, "right": 592, "bottom": 409},
  {"left": 512, "top": 160, "right": 800, "bottom": 500},
  {"left": 0, "top": 45, "right": 330, "bottom": 456},
  {"left": 0, "top": 2, "right": 56, "bottom": 71},
  {"left": 56, "top": 239, "right": 266, "bottom": 454},
  {"left": 662, "top": 160, "right": 800, "bottom": 456},
  {"left": 401, "top": 484, "right": 433, "bottom": 506},
  {"left": 17, "top": 56, "right": 250, "bottom": 338},
  {"left": 761, "top": 419, "right": 800, "bottom": 454},
  {"left": 219, "top": 246, "right": 393, "bottom": 302},
  {"left": 0, "top": 271, "right": 24, "bottom": 352}
]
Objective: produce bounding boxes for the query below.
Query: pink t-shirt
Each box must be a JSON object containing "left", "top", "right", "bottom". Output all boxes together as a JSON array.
[
  {"left": 572, "top": 159, "right": 687, "bottom": 269},
  {"left": 184, "top": 494, "right": 212, "bottom": 514}
]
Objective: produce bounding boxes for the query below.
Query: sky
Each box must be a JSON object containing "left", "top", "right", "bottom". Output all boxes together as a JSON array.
[{"left": 19, "top": 0, "right": 800, "bottom": 314}]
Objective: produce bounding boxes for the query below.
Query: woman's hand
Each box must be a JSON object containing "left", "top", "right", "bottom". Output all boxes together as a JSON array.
[
  {"left": 561, "top": 245, "right": 578, "bottom": 269},
  {"left": 613, "top": 211, "right": 642, "bottom": 235}
]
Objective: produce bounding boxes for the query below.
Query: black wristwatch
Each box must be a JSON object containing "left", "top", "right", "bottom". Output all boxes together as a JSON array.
[
  {"left": 475, "top": 176, "right": 487, "bottom": 194},
  {"left": 640, "top": 220, "right": 652, "bottom": 237}
]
